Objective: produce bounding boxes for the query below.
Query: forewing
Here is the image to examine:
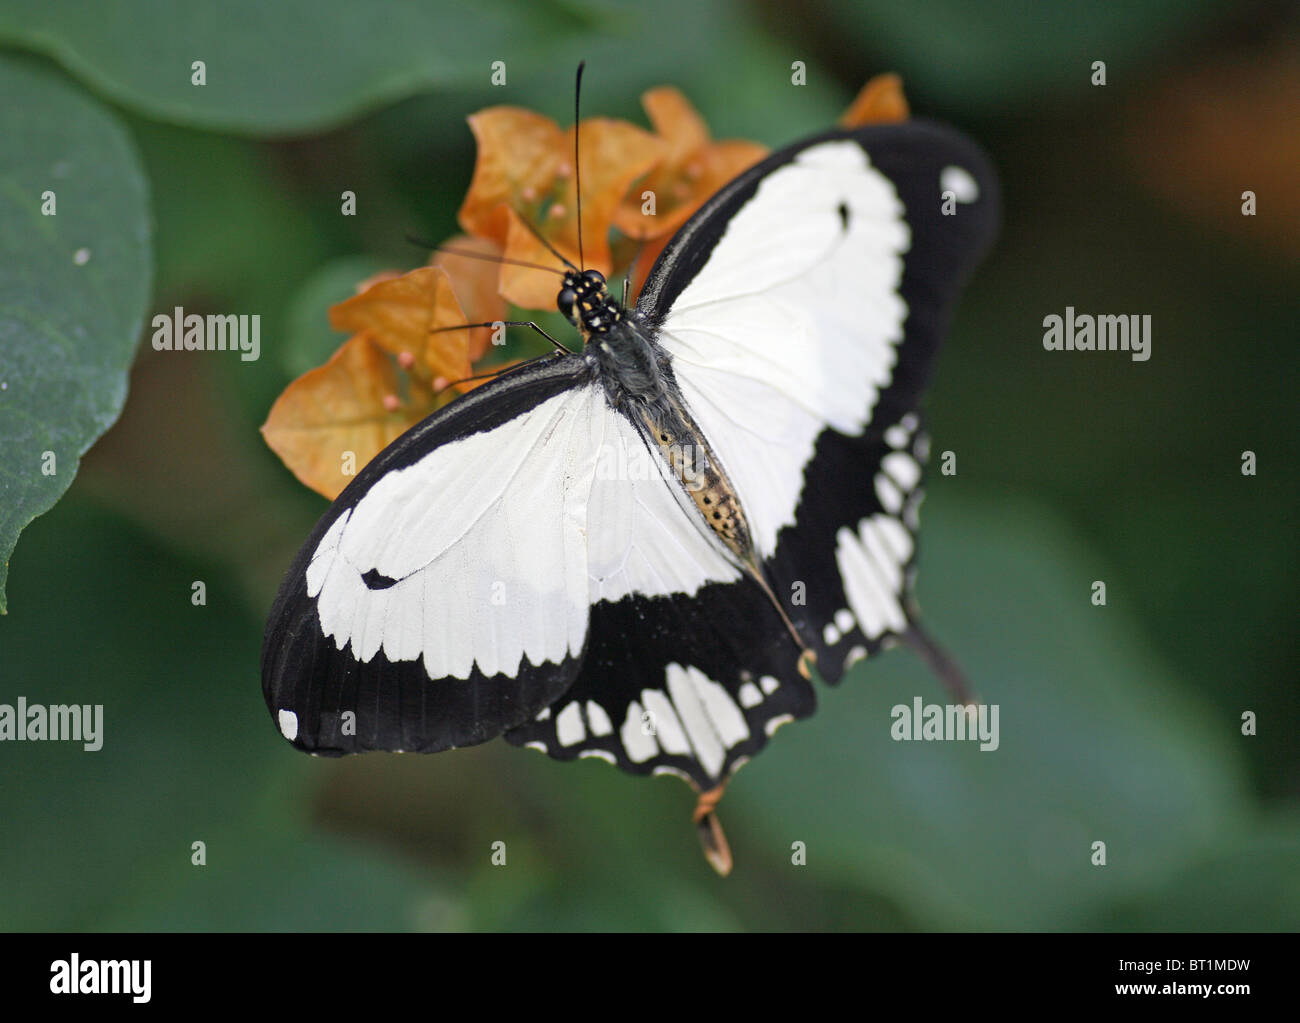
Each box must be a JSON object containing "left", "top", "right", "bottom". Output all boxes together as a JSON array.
[{"left": 263, "top": 355, "right": 603, "bottom": 754}]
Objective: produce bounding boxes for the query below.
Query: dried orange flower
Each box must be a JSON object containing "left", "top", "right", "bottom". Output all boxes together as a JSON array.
[
  {"left": 615, "top": 87, "right": 768, "bottom": 242},
  {"left": 262, "top": 333, "right": 427, "bottom": 500},
  {"left": 263, "top": 266, "right": 477, "bottom": 498},
  {"left": 458, "top": 108, "right": 664, "bottom": 308},
  {"left": 839, "top": 72, "right": 910, "bottom": 127}
]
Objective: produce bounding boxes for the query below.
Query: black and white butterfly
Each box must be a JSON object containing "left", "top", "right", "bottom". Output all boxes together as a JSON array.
[{"left": 262, "top": 85, "right": 998, "bottom": 872}]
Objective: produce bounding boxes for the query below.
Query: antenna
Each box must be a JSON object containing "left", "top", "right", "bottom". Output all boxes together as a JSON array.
[
  {"left": 405, "top": 234, "right": 565, "bottom": 277},
  {"left": 512, "top": 213, "right": 580, "bottom": 272},
  {"left": 574, "top": 61, "right": 586, "bottom": 270}
]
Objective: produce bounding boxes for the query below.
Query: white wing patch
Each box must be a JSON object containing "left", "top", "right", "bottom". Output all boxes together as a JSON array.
[
  {"left": 593, "top": 665, "right": 754, "bottom": 780},
  {"left": 307, "top": 388, "right": 604, "bottom": 680},
  {"left": 658, "top": 140, "right": 911, "bottom": 559},
  {"left": 556, "top": 701, "right": 586, "bottom": 746},
  {"left": 304, "top": 380, "right": 743, "bottom": 682},
  {"left": 941, "top": 164, "right": 979, "bottom": 203},
  {"left": 586, "top": 412, "right": 739, "bottom": 603},
  {"left": 277, "top": 709, "right": 298, "bottom": 742},
  {"left": 835, "top": 423, "right": 923, "bottom": 643}
]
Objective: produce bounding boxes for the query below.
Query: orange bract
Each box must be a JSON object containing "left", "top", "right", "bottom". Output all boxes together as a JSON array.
[
  {"left": 261, "top": 334, "right": 434, "bottom": 500},
  {"left": 458, "top": 108, "right": 664, "bottom": 309},
  {"left": 262, "top": 266, "right": 490, "bottom": 498},
  {"left": 839, "top": 73, "right": 910, "bottom": 127},
  {"left": 615, "top": 87, "right": 768, "bottom": 243},
  {"left": 329, "top": 265, "right": 472, "bottom": 386},
  {"left": 428, "top": 235, "right": 508, "bottom": 362}
]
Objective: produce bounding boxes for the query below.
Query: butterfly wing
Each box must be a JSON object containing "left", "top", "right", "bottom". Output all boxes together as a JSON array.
[
  {"left": 637, "top": 119, "right": 999, "bottom": 682},
  {"left": 263, "top": 355, "right": 603, "bottom": 754}
]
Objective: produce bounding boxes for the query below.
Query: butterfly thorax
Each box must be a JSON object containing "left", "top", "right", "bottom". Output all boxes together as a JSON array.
[{"left": 559, "top": 268, "right": 757, "bottom": 568}]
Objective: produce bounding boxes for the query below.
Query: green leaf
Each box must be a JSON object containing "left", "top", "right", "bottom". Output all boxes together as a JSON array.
[
  {"left": 0, "top": 499, "right": 445, "bottom": 930},
  {"left": 0, "top": 1, "right": 787, "bottom": 137},
  {"left": 727, "top": 492, "right": 1253, "bottom": 929},
  {"left": 821, "top": 0, "right": 1228, "bottom": 113},
  {"left": 0, "top": 0, "right": 535, "bottom": 135},
  {"left": 99, "top": 833, "right": 455, "bottom": 931},
  {"left": 0, "top": 55, "right": 151, "bottom": 613},
  {"left": 1085, "top": 811, "right": 1300, "bottom": 932},
  {"left": 0, "top": 0, "right": 714, "bottom": 136}
]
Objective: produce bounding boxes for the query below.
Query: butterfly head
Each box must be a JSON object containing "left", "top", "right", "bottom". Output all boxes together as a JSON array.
[{"left": 558, "top": 268, "right": 623, "bottom": 337}]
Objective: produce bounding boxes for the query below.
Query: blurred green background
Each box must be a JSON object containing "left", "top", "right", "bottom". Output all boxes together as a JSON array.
[{"left": 1, "top": 0, "right": 1296, "bottom": 931}]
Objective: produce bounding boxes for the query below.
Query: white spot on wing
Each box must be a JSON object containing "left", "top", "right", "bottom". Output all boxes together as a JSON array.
[
  {"left": 764, "top": 713, "right": 795, "bottom": 737},
  {"left": 760, "top": 675, "right": 780, "bottom": 695},
  {"left": 739, "top": 682, "right": 763, "bottom": 708},
  {"left": 277, "top": 709, "right": 298, "bottom": 741},
  {"left": 585, "top": 701, "right": 613, "bottom": 737},
  {"left": 689, "top": 666, "right": 749, "bottom": 747},
  {"left": 941, "top": 165, "right": 979, "bottom": 203},
  {"left": 556, "top": 701, "right": 585, "bottom": 747},
  {"left": 665, "top": 664, "right": 724, "bottom": 777},
  {"left": 642, "top": 690, "right": 691, "bottom": 755},
  {"left": 883, "top": 451, "right": 921, "bottom": 492},
  {"left": 621, "top": 701, "right": 658, "bottom": 763},
  {"left": 823, "top": 622, "right": 841, "bottom": 645},
  {"left": 875, "top": 515, "right": 914, "bottom": 563},
  {"left": 875, "top": 473, "right": 904, "bottom": 514},
  {"left": 836, "top": 516, "right": 910, "bottom": 640},
  {"left": 884, "top": 424, "right": 910, "bottom": 449},
  {"left": 835, "top": 608, "right": 855, "bottom": 633}
]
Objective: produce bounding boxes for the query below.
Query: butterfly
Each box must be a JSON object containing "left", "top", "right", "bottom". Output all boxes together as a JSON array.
[{"left": 262, "top": 73, "right": 999, "bottom": 874}]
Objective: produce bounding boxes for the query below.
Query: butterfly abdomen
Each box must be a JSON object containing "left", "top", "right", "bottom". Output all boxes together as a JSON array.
[{"left": 628, "top": 389, "right": 754, "bottom": 564}]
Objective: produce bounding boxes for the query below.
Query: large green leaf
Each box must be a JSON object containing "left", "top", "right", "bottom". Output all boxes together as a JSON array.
[
  {"left": 0, "top": 55, "right": 151, "bottom": 613},
  {"left": 820, "top": 0, "right": 1228, "bottom": 112},
  {"left": 1085, "top": 812, "right": 1300, "bottom": 932},
  {"left": 0, "top": 0, "right": 546, "bottom": 135},
  {"left": 726, "top": 492, "right": 1252, "bottom": 929},
  {"left": 0, "top": 0, "right": 751, "bottom": 137},
  {"left": 0, "top": 499, "right": 445, "bottom": 931}
]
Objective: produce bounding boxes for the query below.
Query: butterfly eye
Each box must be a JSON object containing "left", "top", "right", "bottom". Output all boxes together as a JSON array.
[
  {"left": 557, "top": 287, "right": 577, "bottom": 321},
  {"left": 582, "top": 269, "right": 605, "bottom": 289}
]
